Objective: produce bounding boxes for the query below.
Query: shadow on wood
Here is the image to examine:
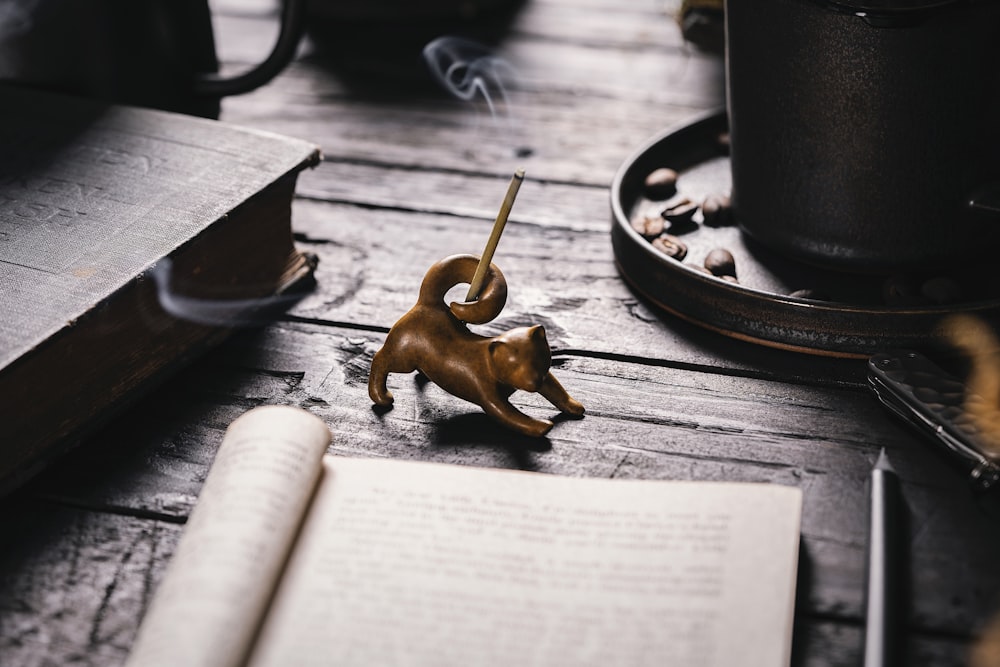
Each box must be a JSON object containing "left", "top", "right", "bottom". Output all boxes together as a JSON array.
[
  {"left": 301, "top": 0, "right": 529, "bottom": 94},
  {"left": 430, "top": 412, "right": 552, "bottom": 456}
]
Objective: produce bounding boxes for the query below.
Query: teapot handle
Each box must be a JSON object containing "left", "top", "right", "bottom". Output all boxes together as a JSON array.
[{"left": 193, "top": 0, "right": 305, "bottom": 98}]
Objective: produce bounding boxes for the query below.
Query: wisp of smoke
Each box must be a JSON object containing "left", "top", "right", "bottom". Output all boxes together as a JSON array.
[
  {"left": 423, "top": 36, "right": 516, "bottom": 124},
  {"left": 150, "top": 258, "right": 307, "bottom": 328}
]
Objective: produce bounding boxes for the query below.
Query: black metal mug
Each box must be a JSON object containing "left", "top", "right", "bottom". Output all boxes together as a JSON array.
[
  {"left": 0, "top": 0, "right": 304, "bottom": 117},
  {"left": 725, "top": 0, "right": 1000, "bottom": 272}
]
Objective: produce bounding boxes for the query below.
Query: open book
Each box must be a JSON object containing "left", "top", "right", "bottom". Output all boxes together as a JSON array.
[{"left": 126, "top": 406, "right": 802, "bottom": 667}]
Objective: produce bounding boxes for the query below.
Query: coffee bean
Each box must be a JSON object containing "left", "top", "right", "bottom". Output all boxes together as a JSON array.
[
  {"left": 631, "top": 214, "right": 665, "bottom": 239},
  {"left": 651, "top": 234, "right": 688, "bottom": 261},
  {"left": 661, "top": 198, "right": 699, "bottom": 232},
  {"left": 700, "top": 193, "right": 733, "bottom": 227},
  {"left": 704, "top": 248, "right": 736, "bottom": 277},
  {"left": 921, "top": 277, "right": 962, "bottom": 304},
  {"left": 720, "top": 274, "right": 739, "bottom": 284},
  {"left": 644, "top": 168, "right": 678, "bottom": 199}
]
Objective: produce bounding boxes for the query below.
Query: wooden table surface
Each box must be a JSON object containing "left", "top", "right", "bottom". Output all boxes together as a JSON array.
[{"left": 3, "top": 1, "right": 1000, "bottom": 665}]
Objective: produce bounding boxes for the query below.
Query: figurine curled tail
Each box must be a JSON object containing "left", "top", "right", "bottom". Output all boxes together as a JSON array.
[{"left": 368, "top": 254, "right": 584, "bottom": 437}]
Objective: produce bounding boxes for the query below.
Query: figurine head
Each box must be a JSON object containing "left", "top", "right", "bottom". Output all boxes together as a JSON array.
[{"left": 489, "top": 325, "right": 551, "bottom": 392}]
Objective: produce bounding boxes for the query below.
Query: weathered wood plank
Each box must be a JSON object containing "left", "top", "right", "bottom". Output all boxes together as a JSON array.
[
  {"left": 218, "top": 64, "right": 722, "bottom": 188},
  {"left": 5, "top": 2, "right": 986, "bottom": 666},
  {"left": 212, "top": 4, "right": 723, "bottom": 106},
  {"left": 209, "top": 0, "right": 726, "bottom": 186},
  {"left": 211, "top": 0, "right": 697, "bottom": 62},
  {"left": 25, "top": 322, "right": 1000, "bottom": 638},
  {"left": 0, "top": 498, "right": 976, "bottom": 667},
  {"left": 507, "top": 0, "right": 690, "bottom": 51},
  {"left": 792, "top": 618, "right": 974, "bottom": 667},
  {"left": 295, "top": 160, "right": 611, "bottom": 228},
  {"left": 285, "top": 196, "right": 867, "bottom": 385},
  {"left": 208, "top": 0, "right": 723, "bottom": 186},
  {"left": 0, "top": 500, "right": 180, "bottom": 667}
]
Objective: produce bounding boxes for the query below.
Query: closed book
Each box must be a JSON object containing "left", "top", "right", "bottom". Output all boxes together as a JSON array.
[{"left": 0, "top": 84, "right": 321, "bottom": 493}]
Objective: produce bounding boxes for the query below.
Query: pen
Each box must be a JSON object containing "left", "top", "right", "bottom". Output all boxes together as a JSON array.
[{"left": 863, "top": 448, "right": 903, "bottom": 667}]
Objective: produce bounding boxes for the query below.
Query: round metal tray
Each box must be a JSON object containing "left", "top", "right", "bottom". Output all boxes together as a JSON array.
[{"left": 610, "top": 110, "right": 1000, "bottom": 358}]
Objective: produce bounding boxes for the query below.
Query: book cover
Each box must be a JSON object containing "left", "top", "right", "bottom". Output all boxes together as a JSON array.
[{"left": 0, "top": 84, "right": 321, "bottom": 492}]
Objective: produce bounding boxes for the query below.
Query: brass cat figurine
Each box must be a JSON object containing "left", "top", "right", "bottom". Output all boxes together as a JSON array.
[{"left": 368, "top": 254, "right": 584, "bottom": 437}]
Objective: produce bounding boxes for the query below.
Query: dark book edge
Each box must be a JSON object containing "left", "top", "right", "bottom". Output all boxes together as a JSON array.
[{"left": 0, "top": 163, "right": 318, "bottom": 497}]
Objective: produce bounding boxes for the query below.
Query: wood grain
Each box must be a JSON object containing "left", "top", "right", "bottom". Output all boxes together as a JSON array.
[
  {"left": 3, "top": 0, "right": 995, "bottom": 665},
  {"left": 25, "top": 322, "right": 1000, "bottom": 640},
  {"left": 0, "top": 500, "right": 972, "bottom": 667},
  {"left": 285, "top": 196, "right": 868, "bottom": 385}
]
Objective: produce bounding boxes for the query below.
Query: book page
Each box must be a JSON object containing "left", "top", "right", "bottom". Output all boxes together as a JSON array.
[
  {"left": 248, "top": 458, "right": 802, "bottom": 667},
  {"left": 125, "top": 406, "right": 331, "bottom": 667}
]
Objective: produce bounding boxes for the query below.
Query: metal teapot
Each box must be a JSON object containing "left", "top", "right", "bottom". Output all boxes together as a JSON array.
[
  {"left": 725, "top": 0, "right": 1000, "bottom": 272},
  {"left": 0, "top": 0, "right": 304, "bottom": 117}
]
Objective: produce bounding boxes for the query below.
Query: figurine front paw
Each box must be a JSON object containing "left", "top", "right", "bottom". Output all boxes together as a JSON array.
[
  {"left": 368, "top": 385, "right": 394, "bottom": 406},
  {"left": 373, "top": 394, "right": 394, "bottom": 407},
  {"left": 524, "top": 418, "right": 554, "bottom": 438},
  {"left": 561, "top": 397, "right": 585, "bottom": 417}
]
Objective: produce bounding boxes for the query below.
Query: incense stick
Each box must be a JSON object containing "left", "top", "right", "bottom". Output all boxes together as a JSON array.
[{"left": 465, "top": 168, "right": 524, "bottom": 302}]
